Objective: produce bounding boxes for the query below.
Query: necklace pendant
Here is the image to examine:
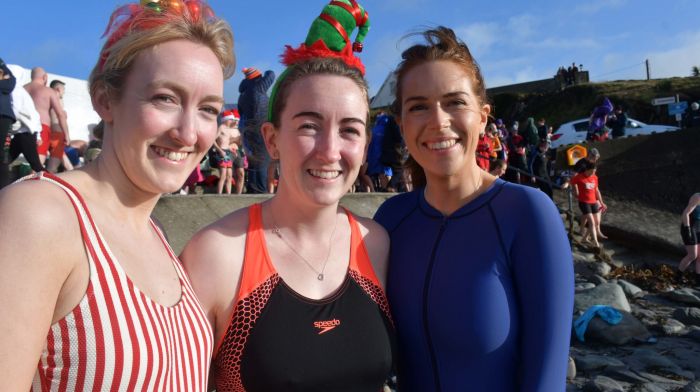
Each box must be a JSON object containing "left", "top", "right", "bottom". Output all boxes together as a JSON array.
[{"left": 317, "top": 273, "right": 324, "bottom": 281}]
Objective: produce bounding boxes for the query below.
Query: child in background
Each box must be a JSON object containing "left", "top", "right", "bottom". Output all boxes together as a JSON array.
[
  {"left": 570, "top": 161, "right": 606, "bottom": 247},
  {"left": 213, "top": 110, "right": 240, "bottom": 194}
]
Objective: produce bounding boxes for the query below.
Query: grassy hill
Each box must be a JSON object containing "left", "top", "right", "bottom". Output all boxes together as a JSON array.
[{"left": 490, "top": 76, "right": 700, "bottom": 127}]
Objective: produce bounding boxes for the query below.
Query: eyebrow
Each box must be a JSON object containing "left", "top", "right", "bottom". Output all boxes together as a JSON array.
[
  {"left": 148, "top": 80, "right": 225, "bottom": 104},
  {"left": 293, "top": 111, "right": 366, "bottom": 126},
  {"left": 403, "top": 91, "right": 471, "bottom": 103}
]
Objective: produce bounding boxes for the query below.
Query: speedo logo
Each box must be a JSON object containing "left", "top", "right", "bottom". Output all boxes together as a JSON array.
[{"left": 313, "top": 319, "right": 341, "bottom": 335}]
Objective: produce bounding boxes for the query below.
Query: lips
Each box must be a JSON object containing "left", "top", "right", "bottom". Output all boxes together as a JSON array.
[
  {"left": 308, "top": 169, "right": 341, "bottom": 179},
  {"left": 152, "top": 146, "right": 190, "bottom": 162}
]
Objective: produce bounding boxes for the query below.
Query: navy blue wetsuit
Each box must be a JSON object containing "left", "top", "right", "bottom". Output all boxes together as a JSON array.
[{"left": 374, "top": 179, "right": 574, "bottom": 391}]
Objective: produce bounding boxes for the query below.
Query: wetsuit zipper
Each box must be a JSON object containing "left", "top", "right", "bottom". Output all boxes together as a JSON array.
[{"left": 423, "top": 217, "right": 448, "bottom": 392}]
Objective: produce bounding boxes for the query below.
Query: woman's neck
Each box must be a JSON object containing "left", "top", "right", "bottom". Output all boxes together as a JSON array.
[
  {"left": 424, "top": 166, "right": 494, "bottom": 216},
  {"left": 81, "top": 155, "right": 161, "bottom": 228},
  {"left": 267, "top": 188, "right": 340, "bottom": 235}
]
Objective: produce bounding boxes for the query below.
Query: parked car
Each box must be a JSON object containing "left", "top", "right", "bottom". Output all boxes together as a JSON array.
[{"left": 550, "top": 118, "right": 680, "bottom": 149}]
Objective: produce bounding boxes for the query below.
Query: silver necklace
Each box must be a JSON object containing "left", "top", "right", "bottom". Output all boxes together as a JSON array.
[{"left": 269, "top": 207, "right": 339, "bottom": 281}]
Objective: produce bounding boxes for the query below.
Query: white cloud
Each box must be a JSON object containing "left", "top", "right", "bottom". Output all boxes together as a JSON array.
[
  {"left": 526, "top": 37, "right": 600, "bottom": 50},
  {"left": 506, "top": 14, "right": 537, "bottom": 39},
  {"left": 455, "top": 23, "right": 500, "bottom": 55},
  {"left": 644, "top": 30, "right": 700, "bottom": 78}
]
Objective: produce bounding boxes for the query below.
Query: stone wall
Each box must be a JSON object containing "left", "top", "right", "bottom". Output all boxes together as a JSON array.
[
  {"left": 153, "top": 193, "right": 394, "bottom": 255},
  {"left": 561, "top": 128, "right": 700, "bottom": 213}
]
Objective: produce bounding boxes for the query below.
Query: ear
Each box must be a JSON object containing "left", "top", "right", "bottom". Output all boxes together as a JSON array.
[
  {"left": 91, "top": 85, "right": 114, "bottom": 124},
  {"left": 260, "top": 121, "right": 280, "bottom": 160},
  {"left": 480, "top": 104, "right": 491, "bottom": 128},
  {"left": 395, "top": 115, "right": 403, "bottom": 136}
]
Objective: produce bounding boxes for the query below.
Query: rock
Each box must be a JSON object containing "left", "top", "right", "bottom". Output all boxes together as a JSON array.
[
  {"left": 590, "top": 275, "right": 609, "bottom": 285},
  {"left": 687, "top": 326, "right": 700, "bottom": 342},
  {"left": 665, "top": 288, "right": 700, "bottom": 306},
  {"left": 577, "top": 283, "right": 597, "bottom": 292},
  {"left": 567, "top": 356, "right": 576, "bottom": 380},
  {"left": 584, "top": 375, "right": 624, "bottom": 392},
  {"left": 576, "top": 260, "right": 612, "bottom": 278},
  {"left": 683, "top": 381, "right": 700, "bottom": 392},
  {"left": 584, "top": 310, "right": 652, "bottom": 345},
  {"left": 629, "top": 349, "right": 695, "bottom": 381},
  {"left": 576, "top": 354, "right": 626, "bottom": 372},
  {"left": 634, "top": 371, "right": 688, "bottom": 388},
  {"left": 662, "top": 318, "right": 686, "bottom": 335},
  {"left": 575, "top": 252, "right": 598, "bottom": 263},
  {"left": 603, "top": 368, "right": 648, "bottom": 383},
  {"left": 635, "top": 383, "right": 668, "bottom": 392},
  {"left": 617, "top": 279, "right": 644, "bottom": 298},
  {"left": 575, "top": 283, "right": 632, "bottom": 313},
  {"left": 633, "top": 308, "right": 657, "bottom": 319},
  {"left": 673, "top": 307, "right": 700, "bottom": 327}
]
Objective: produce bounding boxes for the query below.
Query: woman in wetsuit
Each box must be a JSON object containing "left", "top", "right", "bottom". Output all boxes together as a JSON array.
[{"left": 374, "top": 26, "right": 574, "bottom": 391}]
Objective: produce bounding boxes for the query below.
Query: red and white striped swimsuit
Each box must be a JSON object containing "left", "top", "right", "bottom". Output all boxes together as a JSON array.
[{"left": 25, "top": 172, "right": 213, "bottom": 391}]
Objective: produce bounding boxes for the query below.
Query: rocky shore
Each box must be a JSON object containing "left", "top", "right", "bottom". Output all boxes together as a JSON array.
[{"left": 562, "top": 193, "right": 700, "bottom": 391}]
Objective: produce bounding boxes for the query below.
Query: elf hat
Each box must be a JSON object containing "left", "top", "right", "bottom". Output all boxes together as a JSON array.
[{"left": 268, "top": 0, "right": 369, "bottom": 122}]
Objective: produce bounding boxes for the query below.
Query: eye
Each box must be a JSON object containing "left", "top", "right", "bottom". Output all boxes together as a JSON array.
[
  {"left": 407, "top": 103, "right": 428, "bottom": 112},
  {"left": 201, "top": 105, "right": 221, "bottom": 116},
  {"left": 448, "top": 99, "right": 467, "bottom": 107},
  {"left": 153, "top": 94, "right": 176, "bottom": 104},
  {"left": 297, "top": 122, "right": 320, "bottom": 135},
  {"left": 341, "top": 126, "right": 362, "bottom": 137}
]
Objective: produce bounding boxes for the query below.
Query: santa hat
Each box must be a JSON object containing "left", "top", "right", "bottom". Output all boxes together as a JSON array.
[
  {"left": 242, "top": 67, "right": 262, "bottom": 80},
  {"left": 221, "top": 109, "right": 239, "bottom": 122}
]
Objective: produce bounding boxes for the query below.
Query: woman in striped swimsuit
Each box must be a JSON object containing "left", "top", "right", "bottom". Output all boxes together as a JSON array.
[{"left": 0, "top": 1, "right": 234, "bottom": 390}]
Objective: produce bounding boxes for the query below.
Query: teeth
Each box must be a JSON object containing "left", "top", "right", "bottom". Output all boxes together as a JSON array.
[
  {"left": 427, "top": 140, "right": 457, "bottom": 150},
  {"left": 309, "top": 169, "right": 341, "bottom": 179},
  {"left": 153, "top": 147, "right": 188, "bottom": 162}
]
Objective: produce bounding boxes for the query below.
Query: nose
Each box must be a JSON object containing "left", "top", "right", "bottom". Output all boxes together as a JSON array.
[
  {"left": 171, "top": 109, "right": 198, "bottom": 147},
  {"left": 427, "top": 104, "right": 450, "bottom": 130},
  {"left": 315, "top": 129, "right": 342, "bottom": 163}
]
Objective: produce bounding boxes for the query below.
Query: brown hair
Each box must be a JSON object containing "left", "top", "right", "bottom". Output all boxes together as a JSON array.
[
  {"left": 268, "top": 57, "right": 370, "bottom": 132},
  {"left": 391, "top": 26, "right": 488, "bottom": 188},
  {"left": 89, "top": 7, "right": 235, "bottom": 101}
]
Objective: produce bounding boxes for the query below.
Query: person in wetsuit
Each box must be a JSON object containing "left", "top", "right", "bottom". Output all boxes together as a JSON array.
[
  {"left": 181, "top": 23, "right": 394, "bottom": 392},
  {"left": 374, "top": 26, "right": 574, "bottom": 392}
]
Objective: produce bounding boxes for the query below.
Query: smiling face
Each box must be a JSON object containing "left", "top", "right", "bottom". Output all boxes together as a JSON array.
[
  {"left": 398, "top": 60, "right": 489, "bottom": 184},
  {"left": 262, "top": 74, "right": 368, "bottom": 207},
  {"left": 97, "top": 39, "right": 224, "bottom": 195}
]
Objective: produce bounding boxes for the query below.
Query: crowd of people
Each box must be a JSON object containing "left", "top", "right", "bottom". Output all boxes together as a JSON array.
[
  {"left": 0, "top": 62, "right": 93, "bottom": 190},
  {"left": 555, "top": 62, "right": 584, "bottom": 87}
]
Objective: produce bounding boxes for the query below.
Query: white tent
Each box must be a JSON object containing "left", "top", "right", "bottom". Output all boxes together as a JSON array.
[
  {"left": 8, "top": 64, "right": 100, "bottom": 142},
  {"left": 370, "top": 71, "right": 396, "bottom": 110}
]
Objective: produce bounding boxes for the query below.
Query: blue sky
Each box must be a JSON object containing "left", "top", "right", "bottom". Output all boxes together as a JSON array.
[{"left": 2, "top": 0, "right": 698, "bottom": 103}]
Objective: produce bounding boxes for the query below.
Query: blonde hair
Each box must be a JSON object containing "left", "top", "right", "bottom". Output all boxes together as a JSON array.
[{"left": 89, "top": 6, "right": 235, "bottom": 100}]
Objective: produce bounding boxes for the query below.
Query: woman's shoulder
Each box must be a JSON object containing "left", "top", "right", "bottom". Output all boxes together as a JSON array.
[
  {"left": 493, "top": 181, "right": 559, "bottom": 217},
  {"left": 0, "top": 177, "right": 86, "bottom": 286},
  {"left": 373, "top": 191, "right": 420, "bottom": 230},
  {"left": 180, "top": 206, "right": 251, "bottom": 316},
  {"left": 0, "top": 177, "right": 82, "bottom": 238},
  {"left": 183, "top": 206, "right": 250, "bottom": 262}
]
